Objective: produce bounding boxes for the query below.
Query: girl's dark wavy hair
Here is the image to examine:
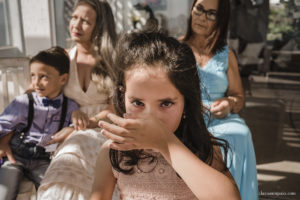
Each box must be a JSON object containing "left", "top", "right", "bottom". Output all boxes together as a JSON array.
[
  {"left": 183, "top": 0, "right": 230, "bottom": 55},
  {"left": 110, "top": 31, "right": 229, "bottom": 174}
]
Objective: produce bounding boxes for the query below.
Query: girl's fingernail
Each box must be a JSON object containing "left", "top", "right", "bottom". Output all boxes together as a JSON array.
[
  {"left": 98, "top": 121, "right": 103, "bottom": 128},
  {"left": 123, "top": 113, "right": 131, "bottom": 118},
  {"left": 107, "top": 113, "right": 112, "bottom": 118}
]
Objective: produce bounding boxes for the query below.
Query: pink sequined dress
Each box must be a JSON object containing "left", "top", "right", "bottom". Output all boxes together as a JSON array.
[{"left": 113, "top": 151, "right": 198, "bottom": 200}]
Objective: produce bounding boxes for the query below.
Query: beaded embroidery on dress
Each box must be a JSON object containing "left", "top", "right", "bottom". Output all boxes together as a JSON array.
[{"left": 112, "top": 151, "right": 198, "bottom": 200}]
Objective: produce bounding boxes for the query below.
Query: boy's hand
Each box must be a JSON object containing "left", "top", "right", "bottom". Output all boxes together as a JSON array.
[
  {"left": 72, "top": 110, "right": 89, "bottom": 130},
  {"left": 0, "top": 132, "right": 16, "bottom": 164}
]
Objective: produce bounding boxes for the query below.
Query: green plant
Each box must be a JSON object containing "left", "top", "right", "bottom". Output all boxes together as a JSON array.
[{"left": 267, "top": 4, "right": 293, "bottom": 41}]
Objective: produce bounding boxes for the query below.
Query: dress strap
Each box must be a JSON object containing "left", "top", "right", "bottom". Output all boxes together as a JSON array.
[
  {"left": 69, "top": 46, "right": 77, "bottom": 59},
  {"left": 213, "top": 46, "right": 229, "bottom": 71}
]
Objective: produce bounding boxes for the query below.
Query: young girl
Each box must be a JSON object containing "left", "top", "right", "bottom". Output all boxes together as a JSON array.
[{"left": 90, "top": 31, "right": 240, "bottom": 200}]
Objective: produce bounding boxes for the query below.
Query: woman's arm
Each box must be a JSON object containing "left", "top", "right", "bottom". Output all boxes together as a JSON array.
[
  {"left": 226, "top": 50, "right": 245, "bottom": 113},
  {"left": 73, "top": 100, "right": 115, "bottom": 130},
  {"left": 88, "top": 110, "right": 110, "bottom": 128},
  {"left": 99, "top": 113, "right": 241, "bottom": 200},
  {"left": 88, "top": 100, "right": 115, "bottom": 128},
  {"left": 90, "top": 142, "right": 116, "bottom": 200}
]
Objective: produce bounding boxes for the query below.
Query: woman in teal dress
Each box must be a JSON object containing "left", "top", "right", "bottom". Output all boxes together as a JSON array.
[{"left": 182, "top": 0, "right": 258, "bottom": 199}]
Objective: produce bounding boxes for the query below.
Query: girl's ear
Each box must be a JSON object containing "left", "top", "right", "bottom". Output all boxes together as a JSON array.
[{"left": 59, "top": 73, "right": 69, "bottom": 85}]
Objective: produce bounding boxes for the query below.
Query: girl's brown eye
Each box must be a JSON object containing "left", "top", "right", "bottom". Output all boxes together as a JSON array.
[
  {"left": 132, "top": 100, "right": 144, "bottom": 107},
  {"left": 161, "top": 101, "right": 174, "bottom": 107}
]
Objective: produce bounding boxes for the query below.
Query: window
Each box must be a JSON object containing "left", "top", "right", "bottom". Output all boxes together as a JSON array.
[
  {"left": 52, "top": 0, "right": 190, "bottom": 48},
  {"left": 0, "top": 0, "right": 9, "bottom": 46},
  {"left": 0, "top": 0, "right": 25, "bottom": 57}
]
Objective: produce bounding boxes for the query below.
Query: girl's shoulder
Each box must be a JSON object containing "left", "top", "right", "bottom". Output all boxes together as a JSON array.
[{"left": 211, "top": 145, "right": 236, "bottom": 183}]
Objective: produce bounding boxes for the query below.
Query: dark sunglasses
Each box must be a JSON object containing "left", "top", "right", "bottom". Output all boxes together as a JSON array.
[{"left": 193, "top": 4, "right": 217, "bottom": 21}]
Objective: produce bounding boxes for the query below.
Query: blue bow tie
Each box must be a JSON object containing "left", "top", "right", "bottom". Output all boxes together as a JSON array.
[{"left": 42, "top": 99, "right": 61, "bottom": 109}]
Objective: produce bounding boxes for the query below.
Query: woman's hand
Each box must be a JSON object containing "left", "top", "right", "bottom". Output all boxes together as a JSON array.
[
  {"left": 88, "top": 109, "right": 112, "bottom": 128},
  {"left": 210, "top": 97, "right": 232, "bottom": 119},
  {"left": 47, "top": 127, "right": 75, "bottom": 145},
  {"left": 98, "top": 113, "right": 172, "bottom": 152},
  {"left": 0, "top": 132, "right": 16, "bottom": 164},
  {"left": 226, "top": 50, "right": 245, "bottom": 113},
  {"left": 72, "top": 110, "right": 89, "bottom": 130}
]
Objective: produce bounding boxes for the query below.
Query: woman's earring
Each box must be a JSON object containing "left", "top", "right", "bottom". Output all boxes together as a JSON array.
[{"left": 119, "top": 85, "right": 125, "bottom": 93}]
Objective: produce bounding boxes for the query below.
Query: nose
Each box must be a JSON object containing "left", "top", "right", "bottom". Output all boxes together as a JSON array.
[{"left": 145, "top": 106, "right": 162, "bottom": 120}]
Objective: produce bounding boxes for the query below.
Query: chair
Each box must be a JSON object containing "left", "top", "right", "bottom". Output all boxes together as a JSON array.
[
  {"left": 229, "top": 40, "right": 266, "bottom": 96},
  {"left": 0, "top": 57, "right": 36, "bottom": 199}
]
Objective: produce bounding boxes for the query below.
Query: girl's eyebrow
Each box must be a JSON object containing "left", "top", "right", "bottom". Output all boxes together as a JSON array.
[
  {"left": 128, "top": 96, "right": 178, "bottom": 102},
  {"left": 128, "top": 96, "right": 143, "bottom": 101},
  {"left": 158, "top": 97, "right": 178, "bottom": 102}
]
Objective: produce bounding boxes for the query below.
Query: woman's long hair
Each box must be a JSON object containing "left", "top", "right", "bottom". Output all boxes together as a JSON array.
[
  {"left": 110, "top": 31, "right": 229, "bottom": 174},
  {"left": 183, "top": 0, "right": 230, "bottom": 55}
]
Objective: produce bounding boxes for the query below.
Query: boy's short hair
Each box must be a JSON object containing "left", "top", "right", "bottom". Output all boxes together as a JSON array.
[{"left": 29, "top": 46, "right": 70, "bottom": 75}]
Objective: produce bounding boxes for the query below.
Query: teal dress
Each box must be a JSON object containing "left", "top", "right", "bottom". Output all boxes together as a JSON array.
[{"left": 197, "top": 46, "right": 258, "bottom": 200}]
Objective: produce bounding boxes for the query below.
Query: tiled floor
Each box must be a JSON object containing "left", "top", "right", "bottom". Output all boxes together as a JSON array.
[{"left": 240, "top": 73, "right": 300, "bottom": 200}]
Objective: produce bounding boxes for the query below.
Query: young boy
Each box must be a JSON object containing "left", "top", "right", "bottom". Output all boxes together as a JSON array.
[{"left": 0, "top": 46, "right": 79, "bottom": 199}]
